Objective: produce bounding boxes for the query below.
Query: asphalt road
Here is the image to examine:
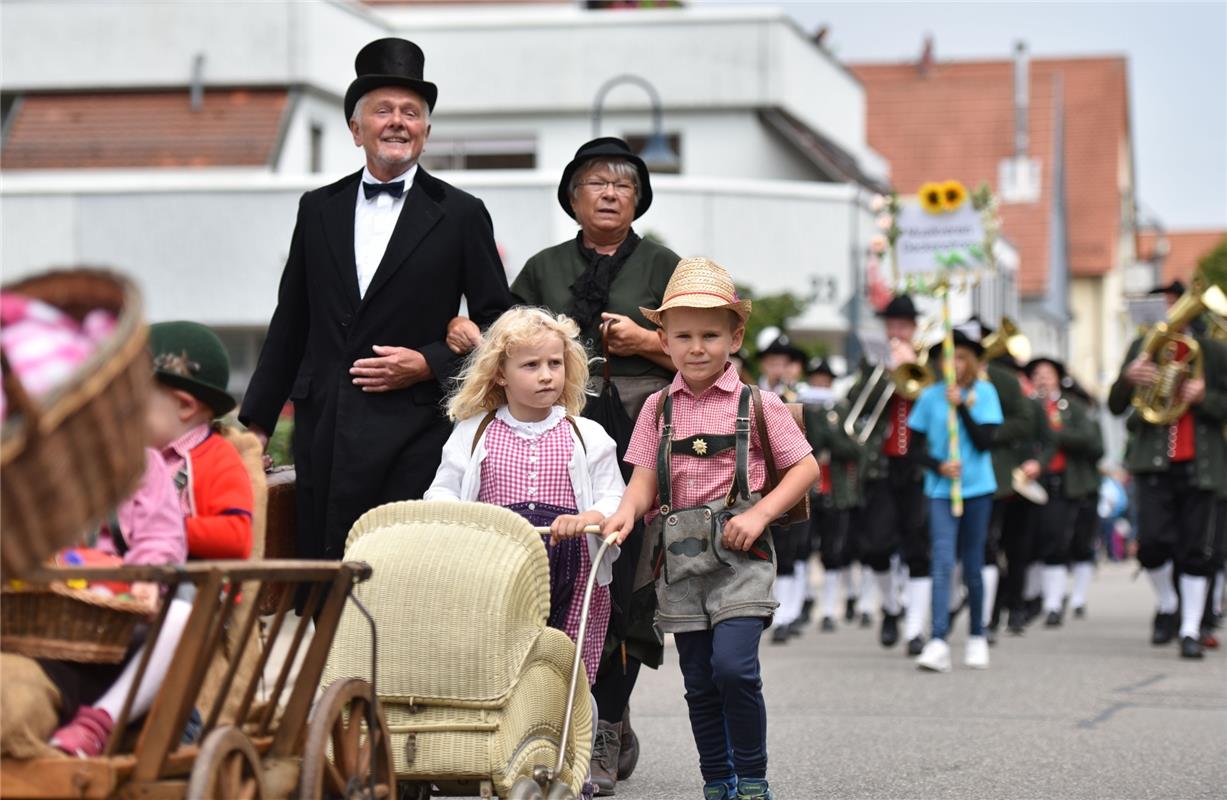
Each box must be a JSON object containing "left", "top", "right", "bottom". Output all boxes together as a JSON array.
[{"left": 612, "top": 561, "right": 1226, "bottom": 800}]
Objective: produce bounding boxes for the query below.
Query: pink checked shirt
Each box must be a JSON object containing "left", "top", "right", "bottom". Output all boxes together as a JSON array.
[
  {"left": 162, "top": 422, "right": 212, "bottom": 518},
  {"left": 625, "top": 362, "right": 812, "bottom": 513}
]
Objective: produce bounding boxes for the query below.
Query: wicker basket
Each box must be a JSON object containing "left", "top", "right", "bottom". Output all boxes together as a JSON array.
[
  {"left": 1, "top": 582, "right": 150, "bottom": 663},
  {"left": 1, "top": 269, "right": 151, "bottom": 579}
]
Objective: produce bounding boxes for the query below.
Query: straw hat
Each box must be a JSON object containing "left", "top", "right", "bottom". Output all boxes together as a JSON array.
[{"left": 640, "top": 257, "right": 752, "bottom": 327}]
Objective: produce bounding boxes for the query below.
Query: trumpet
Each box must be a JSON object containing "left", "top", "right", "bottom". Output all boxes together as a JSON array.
[
  {"left": 1131, "top": 273, "right": 1227, "bottom": 425},
  {"left": 981, "top": 316, "right": 1032, "bottom": 365},
  {"left": 844, "top": 337, "right": 935, "bottom": 445}
]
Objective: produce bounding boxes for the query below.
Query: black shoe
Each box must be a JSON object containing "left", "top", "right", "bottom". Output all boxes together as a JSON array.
[
  {"left": 1024, "top": 597, "right": 1042, "bottom": 625},
  {"left": 1180, "top": 635, "right": 1204, "bottom": 659},
  {"left": 948, "top": 596, "right": 967, "bottom": 627},
  {"left": 1206, "top": 611, "right": 1222, "bottom": 632},
  {"left": 771, "top": 625, "right": 791, "bottom": 644},
  {"left": 787, "top": 619, "right": 805, "bottom": 638},
  {"left": 617, "top": 706, "right": 639, "bottom": 781},
  {"left": 820, "top": 616, "right": 836, "bottom": 632},
  {"left": 844, "top": 598, "right": 856, "bottom": 623},
  {"left": 860, "top": 612, "right": 873, "bottom": 629},
  {"left": 800, "top": 597, "right": 815, "bottom": 624},
  {"left": 1073, "top": 606, "right": 1086, "bottom": 619},
  {"left": 1007, "top": 608, "right": 1026, "bottom": 635},
  {"left": 1152, "top": 612, "right": 1176, "bottom": 645},
  {"left": 1045, "top": 610, "right": 1063, "bottom": 628},
  {"left": 906, "top": 636, "right": 925, "bottom": 656},
  {"left": 986, "top": 626, "right": 998, "bottom": 647},
  {"left": 879, "top": 612, "right": 900, "bottom": 647}
]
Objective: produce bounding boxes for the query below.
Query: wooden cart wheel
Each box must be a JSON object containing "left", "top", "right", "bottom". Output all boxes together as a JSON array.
[
  {"left": 300, "top": 677, "right": 397, "bottom": 800},
  {"left": 187, "top": 725, "right": 266, "bottom": 800}
]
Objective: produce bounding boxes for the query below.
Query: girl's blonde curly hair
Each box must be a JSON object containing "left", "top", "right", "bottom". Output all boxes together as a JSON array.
[{"left": 446, "top": 306, "right": 591, "bottom": 421}]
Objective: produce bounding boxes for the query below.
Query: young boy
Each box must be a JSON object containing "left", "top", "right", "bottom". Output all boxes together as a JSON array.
[
  {"left": 146, "top": 321, "right": 254, "bottom": 560},
  {"left": 603, "top": 257, "right": 818, "bottom": 800}
]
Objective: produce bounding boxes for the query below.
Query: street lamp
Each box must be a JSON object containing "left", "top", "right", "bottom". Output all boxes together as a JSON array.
[{"left": 591, "top": 73, "right": 680, "bottom": 172}]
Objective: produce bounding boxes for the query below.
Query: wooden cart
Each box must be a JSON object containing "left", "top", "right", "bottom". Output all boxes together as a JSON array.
[{"left": 0, "top": 559, "right": 395, "bottom": 800}]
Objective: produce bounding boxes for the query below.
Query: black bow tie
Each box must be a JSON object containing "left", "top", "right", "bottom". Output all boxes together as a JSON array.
[{"left": 363, "top": 180, "right": 405, "bottom": 200}]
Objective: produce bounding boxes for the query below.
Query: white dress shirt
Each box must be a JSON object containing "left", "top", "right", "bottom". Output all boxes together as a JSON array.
[{"left": 353, "top": 163, "right": 418, "bottom": 298}]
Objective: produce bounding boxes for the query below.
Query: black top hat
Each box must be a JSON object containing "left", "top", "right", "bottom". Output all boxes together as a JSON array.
[
  {"left": 1148, "top": 279, "right": 1186, "bottom": 296},
  {"left": 756, "top": 334, "right": 807, "bottom": 363},
  {"left": 928, "top": 328, "right": 984, "bottom": 361},
  {"left": 806, "top": 356, "right": 836, "bottom": 378},
  {"left": 876, "top": 294, "right": 919, "bottom": 321},
  {"left": 345, "top": 38, "right": 438, "bottom": 122},
  {"left": 1024, "top": 356, "right": 1066, "bottom": 381},
  {"left": 557, "top": 137, "right": 654, "bottom": 220}
]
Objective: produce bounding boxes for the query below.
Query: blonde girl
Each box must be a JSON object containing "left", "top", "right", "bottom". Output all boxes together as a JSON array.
[{"left": 426, "top": 307, "right": 625, "bottom": 685}]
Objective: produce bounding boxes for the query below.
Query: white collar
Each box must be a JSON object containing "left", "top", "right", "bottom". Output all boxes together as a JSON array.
[
  {"left": 495, "top": 405, "right": 567, "bottom": 439},
  {"left": 360, "top": 163, "right": 418, "bottom": 191}
]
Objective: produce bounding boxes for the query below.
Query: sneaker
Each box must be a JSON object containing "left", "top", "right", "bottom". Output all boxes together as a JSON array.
[
  {"left": 1180, "top": 635, "right": 1204, "bottom": 659},
  {"left": 1045, "top": 610, "right": 1063, "bottom": 628},
  {"left": 916, "top": 639, "right": 952, "bottom": 672},
  {"left": 1152, "top": 612, "right": 1177, "bottom": 645},
  {"left": 704, "top": 777, "right": 739, "bottom": 800},
  {"left": 737, "top": 778, "right": 774, "bottom": 800},
  {"left": 906, "top": 635, "right": 925, "bottom": 656},
  {"left": 50, "top": 706, "right": 114, "bottom": 758},
  {"left": 820, "top": 616, "right": 837, "bottom": 633},
  {"left": 770, "top": 625, "right": 790, "bottom": 644},
  {"left": 879, "top": 612, "right": 900, "bottom": 647},
  {"left": 964, "top": 636, "right": 990, "bottom": 669},
  {"left": 590, "top": 720, "right": 620, "bottom": 795}
]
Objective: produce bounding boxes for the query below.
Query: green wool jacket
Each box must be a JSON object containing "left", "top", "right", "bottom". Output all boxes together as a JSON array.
[
  {"left": 511, "top": 236, "right": 680, "bottom": 380},
  {"left": 804, "top": 402, "right": 865, "bottom": 510},
  {"left": 985, "top": 360, "right": 1033, "bottom": 499},
  {"left": 840, "top": 358, "right": 924, "bottom": 483},
  {"left": 1107, "top": 334, "right": 1227, "bottom": 491},
  {"left": 1037, "top": 393, "right": 1103, "bottom": 499}
]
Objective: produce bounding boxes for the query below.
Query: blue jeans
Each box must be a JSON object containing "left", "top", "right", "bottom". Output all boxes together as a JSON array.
[
  {"left": 674, "top": 617, "right": 768, "bottom": 783},
  {"left": 930, "top": 494, "right": 993, "bottom": 641}
]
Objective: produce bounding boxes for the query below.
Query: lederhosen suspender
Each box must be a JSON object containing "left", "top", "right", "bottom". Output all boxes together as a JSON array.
[{"left": 655, "top": 385, "right": 753, "bottom": 516}]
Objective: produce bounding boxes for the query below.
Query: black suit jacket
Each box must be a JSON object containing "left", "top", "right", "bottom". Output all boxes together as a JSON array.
[{"left": 240, "top": 168, "right": 512, "bottom": 559}]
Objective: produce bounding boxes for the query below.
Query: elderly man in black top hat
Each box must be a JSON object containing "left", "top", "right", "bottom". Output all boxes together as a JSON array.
[
  {"left": 241, "top": 38, "right": 512, "bottom": 568},
  {"left": 841, "top": 295, "right": 931, "bottom": 653}
]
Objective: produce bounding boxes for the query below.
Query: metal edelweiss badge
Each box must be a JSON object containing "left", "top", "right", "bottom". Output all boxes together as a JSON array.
[{"left": 692, "top": 438, "right": 708, "bottom": 455}]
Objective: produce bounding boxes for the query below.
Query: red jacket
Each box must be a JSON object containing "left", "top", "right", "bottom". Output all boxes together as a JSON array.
[{"left": 186, "top": 433, "right": 254, "bottom": 560}]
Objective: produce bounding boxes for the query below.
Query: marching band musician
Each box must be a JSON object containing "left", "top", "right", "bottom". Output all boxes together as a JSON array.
[
  {"left": 842, "top": 295, "right": 930, "bottom": 654},
  {"left": 1107, "top": 283, "right": 1227, "bottom": 659},
  {"left": 1025, "top": 358, "right": 1103, "bottom": 627},
  {"left": 1060, "top": 377, "right": 1106, "bottom": 620}
]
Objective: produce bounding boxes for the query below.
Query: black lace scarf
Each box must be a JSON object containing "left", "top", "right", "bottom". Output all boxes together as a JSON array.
[{"left": 570, "top": 229, "right": 641, "bottom": 334}]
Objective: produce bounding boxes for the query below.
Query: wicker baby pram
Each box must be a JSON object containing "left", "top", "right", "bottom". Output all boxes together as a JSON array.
[{"left": 323, "top": 500, "right": 607, "bottom": 799}]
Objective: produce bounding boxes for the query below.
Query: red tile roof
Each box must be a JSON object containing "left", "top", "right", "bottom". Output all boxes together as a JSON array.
[
  {"left": 2, "top": 89, "right": 290, "bottom": 170},
  {"left": 851, "top": 56, "right": 1131, "bottom": 298},
  {"left": 1138, "top": 230, "right": 1227, "bottom": 283}
]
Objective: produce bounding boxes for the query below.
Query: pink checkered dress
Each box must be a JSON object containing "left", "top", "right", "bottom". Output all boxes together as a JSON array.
[{"left": 477, "top": 415, "right": 610, "bottom": 685}]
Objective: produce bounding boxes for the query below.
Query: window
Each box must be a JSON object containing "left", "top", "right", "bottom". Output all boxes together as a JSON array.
[{"left": 419, "top": 137, "right": 536, "bottom": 171}]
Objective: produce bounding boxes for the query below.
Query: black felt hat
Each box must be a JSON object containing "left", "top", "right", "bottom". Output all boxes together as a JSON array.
[
  {"left": 806, "top": 356, "right": 836, "bottom": 378},
  {"left": 344, "top": 38, "right": 438, "bottom": 122},
  {"left": 557, "top": 137, "right": 653, "bottom": 220},
  {"left": 1024, "top": 356, "right": 1067, "bottom": 381},
  {"left": 928, "top": 328, "right": 984, "bottom": 361},
  {"left": 756, "top": 334, "right": 807, "bottom": 363},
  {"left": 876, "top": 294, "right": 919, "bottom": 321}
]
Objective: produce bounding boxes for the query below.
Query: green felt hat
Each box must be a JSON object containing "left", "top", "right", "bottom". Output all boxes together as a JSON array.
[{"left": 148, "top": 321, "right": 235, "bottom": 416}]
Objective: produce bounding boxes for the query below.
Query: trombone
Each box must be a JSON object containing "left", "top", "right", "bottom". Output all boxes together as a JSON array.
[{"left": 843, "top": 329, "right": 936, "bottom": 445}]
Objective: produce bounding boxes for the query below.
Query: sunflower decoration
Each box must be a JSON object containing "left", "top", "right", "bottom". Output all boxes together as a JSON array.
[
  {"left": 940, "top": 180, "right": 968, "bottom": 212},
  {"left": 919, "top": 182, "right": 945, "bottom": 214}
]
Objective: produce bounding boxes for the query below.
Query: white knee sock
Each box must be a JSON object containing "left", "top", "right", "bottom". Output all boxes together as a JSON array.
[
  {"left": 841, "top": 566, "right": 856, "bottom": 601},
  {"left": 949, "top": 562, "right": 965, "bottom": 612},
  {"left": 1214, "top": 571, "right": 1225, "bottom": 617},
  {"left": 1069, "top": 562, "right": 1094, "bottom": 610},
  {"left": 875, "top": 570, "right": 899, "bottom": 615},
  {"left": 1024, "top": 563, "right": 1043, "bottom": 602},
  {"left": 773, "top": 574, "right": 798, "bottom": 626},
  {"left": 96, "top": 598, "right": 193, "bottom": 722},
  {"left": 793, "top": 561, "right": 810, "bottom": 611},
  {"left": 981, "top": 565, "right": 999, "bottom": 626},
  {"left": 858, "top": 569, "right": 877, "bottom": 614},
  {"left": 821, "top": 568, "right": 843, "bottom": 620},
  {"left": 1179, "top": 574, "right": 1209, "bottom": 639},
  {"left": 1042, "top": 566, "right": 1067, "bottom": 614},
  {"left": 903, "top": 577, "right": 932, "bottom": 641},
  {"left": 1146, "top": 562, "right": 1179, "bottom": 614}
]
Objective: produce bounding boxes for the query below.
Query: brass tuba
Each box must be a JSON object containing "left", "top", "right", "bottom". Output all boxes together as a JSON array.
[
  {"left": 1131, "top": 274, "right": 1227, "bottom": 425},
  {"left": 843, "top": 330, "right": 936, "bottom": 444},
  {"left": 981, "top": 316, "right": 1032, "bottom": 365}
]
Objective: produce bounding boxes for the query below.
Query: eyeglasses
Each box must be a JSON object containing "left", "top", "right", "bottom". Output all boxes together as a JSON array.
[{"left": 578, "top": 179, "right": 636, "bottom": 196}]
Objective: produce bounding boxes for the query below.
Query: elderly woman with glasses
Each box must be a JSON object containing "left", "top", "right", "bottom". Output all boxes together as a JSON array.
[{"left": 446, "top": 137, "right": 678, "bottom": 795}]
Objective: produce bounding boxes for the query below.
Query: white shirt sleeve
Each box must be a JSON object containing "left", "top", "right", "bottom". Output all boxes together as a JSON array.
[
  {"left": 423, "top": 417, "right": 475, "bottom": 502},
  {"left": 577, "top": 417, "right": 626, "bottom": 517}
]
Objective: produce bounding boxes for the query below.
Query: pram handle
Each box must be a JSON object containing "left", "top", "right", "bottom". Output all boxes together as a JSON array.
[
  {"left": 554, "top": 532, "right": 619, "bottom": 780},
  {"left": 530, "top": 525, "right": 604, "bottom": 535}
]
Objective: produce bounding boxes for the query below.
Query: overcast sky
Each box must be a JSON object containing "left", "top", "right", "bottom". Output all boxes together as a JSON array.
[{"left": 699, "top": 0, "right": 1227, "bottom": 230}]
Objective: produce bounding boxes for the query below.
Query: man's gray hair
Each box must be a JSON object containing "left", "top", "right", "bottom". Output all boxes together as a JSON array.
[
  {"left": 570, "top": 158, "right": 641, "bottom": 205},
  {"left": 349, "top": 91, "right": 431, "bottom": 125}
]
